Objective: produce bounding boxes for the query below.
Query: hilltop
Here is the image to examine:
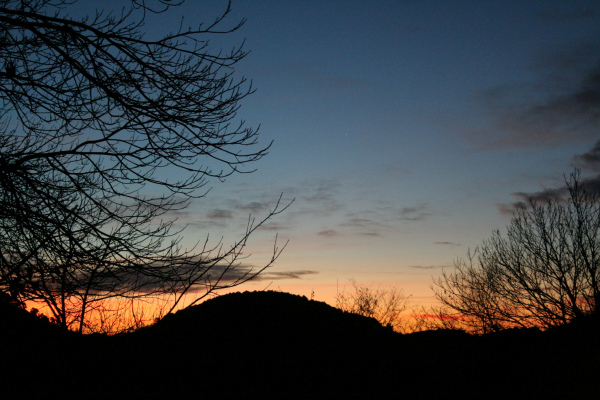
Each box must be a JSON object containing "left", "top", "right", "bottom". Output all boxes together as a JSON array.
[{"left": 119, "top": 291, "right": 400, "bottom": 397}]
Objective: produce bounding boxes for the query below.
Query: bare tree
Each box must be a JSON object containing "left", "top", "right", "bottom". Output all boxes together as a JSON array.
[
  {"left": 434, "top": 171, "right": 600, "bottom": 333},
  {"left": 0, "top": 0, "right": 289, "bottom": 333},
  {"left": 335, "top": 279, "right": 409, "bottom": 332}
]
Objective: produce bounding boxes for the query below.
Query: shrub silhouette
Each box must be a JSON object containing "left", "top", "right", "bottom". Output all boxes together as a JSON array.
[{"left": 335, "top": 279, "right": 409, "bottom": 332}]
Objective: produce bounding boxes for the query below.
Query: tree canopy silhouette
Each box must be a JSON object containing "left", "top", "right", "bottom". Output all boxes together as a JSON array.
[
  {"left": 0, "top": 0, "right": 288, "bottom": 333},
  {"left": 434, "top": 171, "right": 600, "bottom": 333},
  {"left": 335, "top": 279, "right": 409, "bottom": 332}
]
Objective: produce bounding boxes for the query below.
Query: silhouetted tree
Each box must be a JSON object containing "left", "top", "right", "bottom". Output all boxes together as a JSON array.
[
  {"left": 0, "top": 0, "right": 288, "bottom": 333},
  {"left": 434, "top": 171, "right": 600, "bottom": 333},
  {"left": 406, "top": 304, "right": 465, "bottom": 332},
  {"left": 335, "top": 279, "right": 409, "bottom": 332}
]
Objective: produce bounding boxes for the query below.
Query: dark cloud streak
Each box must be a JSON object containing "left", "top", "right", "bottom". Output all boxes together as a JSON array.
[
  {"left": 133, "top": 264, "right": 319, "bottom": 293},
  {"left": 254, "top": 269, "right": 319, "bottom": 281},
  {"left": 318, "top": 229, "right": 340, "bottom": 237},
  {"left": 575, "top": 139, "right": 600, "bottom": 172},
  {"left": 408, "top": 265, "right": 448, "bottom": 270},
  {"left": 498, "top": 175, "right": 600, "bottom": 215},
  {"left": 433, "top": 241, "right": 462, "bottom": 247},
  {"left": 399, "top": 203, "right": 431, "bottom": 221},
  {"left": 470, "top": 42, "right": 600, "bottom": 148},
  {"left": 206, "top": 209, "right": 234, "bottom": 219}
]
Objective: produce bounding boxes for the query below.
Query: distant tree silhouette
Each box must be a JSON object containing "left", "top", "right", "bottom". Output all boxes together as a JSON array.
[
  {"left": 434, "top": 171, "right": 600, "bottom": 333},
  {"left": 335, "top": 279, "right": 409, "bottom": 332},
  {"left": 0, "top": 0, "right": 289, "bottom": 333},
  {"left": 406, "top": 304, "right": 465, "bottom": 332}
]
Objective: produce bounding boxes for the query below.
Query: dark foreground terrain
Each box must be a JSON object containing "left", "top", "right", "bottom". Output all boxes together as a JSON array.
[{"left": 2, "top": 291, "right": 599, "bottom": 399}]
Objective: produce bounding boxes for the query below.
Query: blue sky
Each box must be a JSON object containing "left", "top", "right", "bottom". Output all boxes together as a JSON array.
[{"left": 93, "top": 0, "right": 600, "bottom": 306}]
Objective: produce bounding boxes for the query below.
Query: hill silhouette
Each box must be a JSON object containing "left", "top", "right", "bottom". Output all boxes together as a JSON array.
[
  {"left": 2, "top": 290, "right": 599, "bottom": 398},
  {"left": 119, "top": 291, "right": 400, "bottom": 397},
  {"left": 0, "top": 294, "right": 93, "bottom": 398}
]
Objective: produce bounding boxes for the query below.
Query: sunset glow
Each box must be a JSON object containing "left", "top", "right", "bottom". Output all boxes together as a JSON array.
[{"left": 5, "top": 0, "right": 600, "bottom": 332}]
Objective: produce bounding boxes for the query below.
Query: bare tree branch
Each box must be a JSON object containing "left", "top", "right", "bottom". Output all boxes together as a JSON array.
[
  {"left": 0, "top": 0, "right": 289, "bottom": 334},
  {"left": 434, "top": 170, "right": 600, "bottom": 333}
]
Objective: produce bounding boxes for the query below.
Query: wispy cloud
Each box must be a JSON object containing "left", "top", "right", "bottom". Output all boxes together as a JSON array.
[
  {"left": 297, "top": 178, "right": 344, "bottom": 212},
  {"left": 182, "top": 207, "right": 235, "bottom": 229},
  {"left": 235, "top": 201, "right": 271, "bottom": 214},
  {"left": 574, "top": 140, "right": 600, "bottom": 171},
  {"left": 497, "top": 174, "right": 600, "bottom": 215},
  {"left": 408, "top": 265, "right": 449, "bottom": 270},
  {"left": 124, "top": 262, "right": 273, "bottom": 293},
  {"left": 257, "top": 178, "right": 345, "bottom": 226},
  {"left": 468, "top": 41, "right": 600, "bottom": 149},
  {"left": 137, "top": 264, "right": 319, "bottom": 292},
  {"left": 256, "top": 269, "right": 319, "bottom": 281},
  {"left": 399, "top": 203, "right": 431, "bottom": 221},
  {"left": 318, "top": 229, "right": 341, "bottom": 237},
  {"left": 357, "top": 231, "right": 383, "bottom": 238},
  {"left": 339, "top": 211, "right": 390, "bottom": 238},
  {"left": 340, "top": 216, "right": 387, "bottom": 228},
  {"left": 497, "top": 186, "right": 568, "bottom": 215},
  {"left": 318, "top": 201, "right": 436, "bottom": 239},
  {"left": 497, "top": 202, "right": 518, "bottom": 216},
  {"left": 433, "top": 241, "right": 462, "bottom": 247},
  {"left": 256, "top": 221, "right": 292, "bottom": 232},
  {"left": 206, "top": 209, "right": 234, "bottom": 219},
  {"left": 469, "top": 38, "right": 600, "bottom": 216},
  {"left": 343, "top": 203, "right": 433, "bottom": 226}
]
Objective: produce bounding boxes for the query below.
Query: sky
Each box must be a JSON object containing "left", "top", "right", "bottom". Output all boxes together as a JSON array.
[{"left": 79, "top": 0, "right": 600, "bottom": 309}]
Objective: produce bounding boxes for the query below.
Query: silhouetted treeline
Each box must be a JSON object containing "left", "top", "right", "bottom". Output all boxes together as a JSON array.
[{"left": 1, "top": 291, "right": 598, "bottom": 399}]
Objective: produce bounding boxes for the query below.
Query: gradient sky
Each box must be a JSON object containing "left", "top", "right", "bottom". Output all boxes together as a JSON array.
[{"left": 80, "top": 0, "right": 600, "bottom": 308}]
